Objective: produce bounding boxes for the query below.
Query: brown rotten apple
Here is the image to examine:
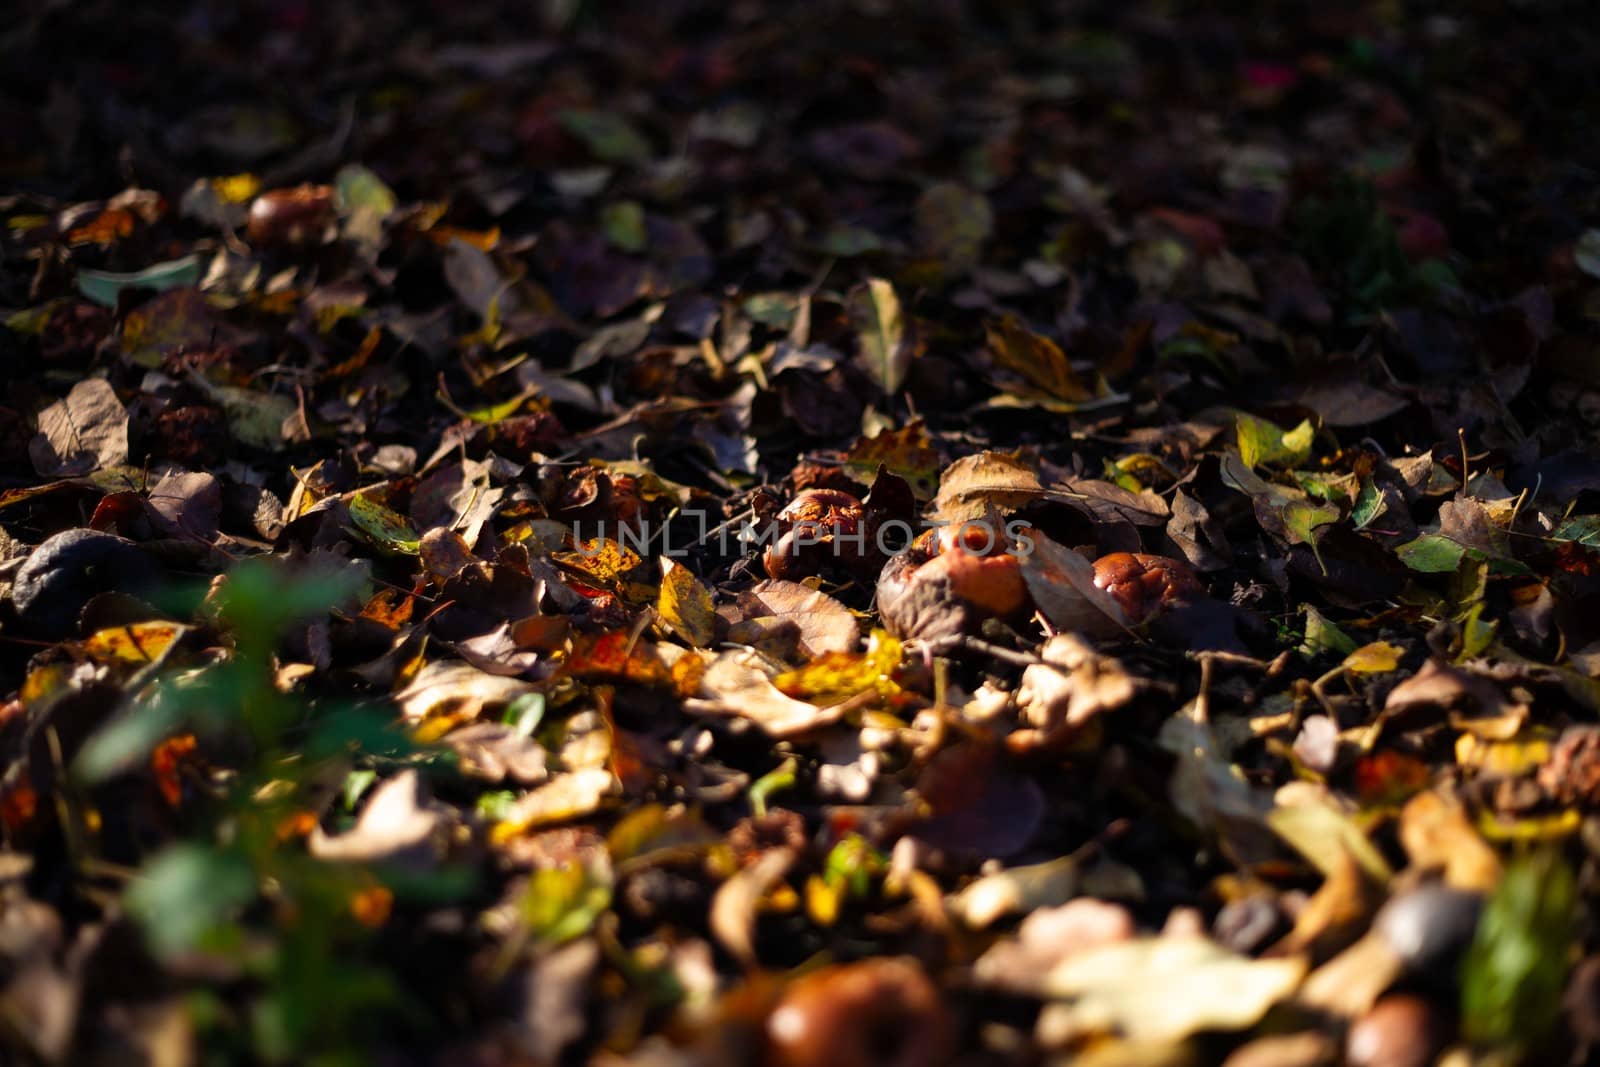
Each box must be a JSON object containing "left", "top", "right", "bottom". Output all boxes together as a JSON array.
[
  {"left": 246, "top": 184, "right": 336, "bottom": 247},
  {"left": 764, "top": 957, "right": 951, "bottom": 1067},
  {"left": 763, "top": 489, "right": 883, "bottom": 582},
  {"left": 1090, "top": 551, "right": 1203, "bottom": 624},
  {"left": 877, "top": 522, "right": 1031, "bottom": 642}
]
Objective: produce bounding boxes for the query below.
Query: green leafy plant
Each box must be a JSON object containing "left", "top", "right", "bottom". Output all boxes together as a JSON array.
[
  {"left": 1461, "top": 849, "right": 1576, "bottom": 1055},
  {"left": 76, "top": 559, "right": 464, "bottom": 1064}
]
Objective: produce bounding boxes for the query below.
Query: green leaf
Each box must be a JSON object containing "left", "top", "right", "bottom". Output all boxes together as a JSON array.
[
  {"left": 203, "top": 384, "right": 298, "bottom": 451},
  {"left": 335, "top": 164, "right": 397, "bottom": 253},
  {"left": 1396, "top": 533, "right": 1468, "bottom": 572},
  {"left": 822, "top": 833, "right": 886, "bottom": 898},
  {"left": 914, "top": 181, "right": 992, "bottom": 276},
  {"left": 1301, "top": 605, "right": 1359, "bottom": 657},
  {"left": 558, "top": 109, "right": 651, "bottom": 164},
  {"left": 127, "top": 844, "right": 256, "bottom": 958},
  {"left": 78, "top": 255, "right": 202, "bottom": 308},
  {"left": 814, "top": 225, "right": 883, "bottom": 257},
  {"left": 1236, "top": 412, "right": 1315, "bottom": 469},
  {"left": 1552, "top": 515, "right": 1600, "bottom": 548},
  {"left": 334, "top": 164, "right": 397, "bottom": 218},
  {"left": 520, "top": 862, "right": 612, "bottom": 944},
  {"left": 1351, "top": 476, "right": 1386, "bottom": 529},
  {"left": 342, "top": 768, "right": 378, "bottom": 812},
  {"left": 503, "top": 692, "right": 547, "bottom": 738},
  {"left": 1462, "top": 850, "right": 1576, "bottom": 1051},
  {"left": 346, "top": 492, "right": 421, "bottom": 554},
  {"left": 600, "top": 200, "right": 647, "bottom": 252},
  {"left": 1281, "top": 498, "right": 1340, "bottom": 574},
  {"left": 477, "top": 790, "right": 519, "bottom": 821},
  {"left": 848, "top": 278, "right": 909, "bottom": 395}
]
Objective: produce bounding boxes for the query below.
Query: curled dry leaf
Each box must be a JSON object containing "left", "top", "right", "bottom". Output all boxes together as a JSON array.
[
  {"left": 395, "top": 660, "right": 537, "bottom": 724},
  {"left": 685, "top": 649, "right": 850, "bottom": 738},
  {"left": 947, "top": 854, "right": 1081, "bottom": 929},
  {"left": 710, "top": 846, "right": 795, "bottom": 965},
  {"left": 657, "top": 557, "right": 715, "bottom": 647},
  {"left": 930, "top": 450, "right": 1048, "bottom": 523},
  {"left": 1020, "top": 534, "right": 1131, "bottom": 638},
  {"left": 442, "top": 722, "right": 550, "bottom": 786},
  {"left": 491, "top": 767, "right": 617, "bottom": 842},
  {"left": 1036, "top": 936, "right": 1307, "bottom": 1042},
  {"left": 309, "top": 769, "right": 447, "bottom": 866},
  {"left": 1013, "top": 633, "right": 1138, "bottom": 748},
  {"left": 1397, "top": 791, "right": 1501, "bottom": 892},
  {"left": 722, "top": 579, "right": 860, "bottom": 660},
  {"left": 974, "top": 898, "right": 1137, "bottom": 994}
]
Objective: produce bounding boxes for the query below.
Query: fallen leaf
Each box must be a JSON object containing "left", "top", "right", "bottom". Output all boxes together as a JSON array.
[
  {"left": 685, "top": 649, "right": 853, "bottom": 738},
  {"left": 30, "top": 378, "right": 129, "bottom": 476},
  {"left": 1020, "top": 534, "right": 1130, "bottom": 638},
  {"left": 1398, "top": 791, "right": 1501, "bottom": 892},
  {"left": 395, "top": 660, "right": 537, "bottom": 724},
  {"left": 309, "top": 770, "right": 447, "bottom": 865},
  {"left": 986, "top": 315, "right": 1090, "bottom": 402},
  {"left": 848, "top": 278, "right": 910, "bottom": 395},
  {"left": 931, "top": 450, "right": 1048, "bottom": 522},
  {"left": 77, "top": 255, "right": 202, "bottom": 308},
  {"left": 491, "top": 768, "right": 617, "bottom": 842},
  {"left": 1037, "top": 936, "right": 1307, "bottom": 1041},
  {"left": 710, "top": 846, "right": 795, "bottom": 965},
  {"left": 947, "top": 854, "right": 1082, "bottom": 928},
  {"left": 1014, "top": 633, "right": 1138, "bottom": 746},
  {"left": 724, "top": 580, "right": 860, "bottom": 659},
  {"left": 657, "top": 557, "right": 715, "bottom": 647}
]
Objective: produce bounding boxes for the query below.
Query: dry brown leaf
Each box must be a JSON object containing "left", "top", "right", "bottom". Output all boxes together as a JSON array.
[
  {"left": 1037, "top": 936, "right": 1308, "bottom": 1042},
  {"left": 930, "top": 450, "right": 1048, "bottom": 523},
  {"left": 30, "top": 378, "right": 129, "bottom": 476},
  {"left": 491, "top": 768, "right": 617, "bottom": 842},
  {"left": 684, "top": 649, "right": 850, "bottom": 737},
  {"left": 309, "top": 770, "right": 447, "bottom": 865},
  {"left": 1397, "top": 791, "right": 1502, "bottom": 892},
  {"left": 723, "top": 580, "right": 860, "bottom": 659},
  {"left": 1014, "top": 633, "right": 1138, "bottom": 747},
  {"left": 1020, "top": 534, "right": 1131, "bottom": 638},
  {"left": 710, "top": 846, "right": 795, "bottom": 965},
  {"left": 395, "top": 660, "right": 537, "bottom": 723}
]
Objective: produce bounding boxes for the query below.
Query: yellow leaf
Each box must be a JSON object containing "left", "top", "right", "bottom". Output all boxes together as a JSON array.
[
  {"left": 842, "top": 419, "right": 942, "bottom": 501},
  {"left": 553, "top": 537, "right": 652, "bottom": 601},
  {"left": 1342, "top": 641, "right": 1404, "bottom": 674},
  {"left": 213, "top": 173, "right": 261, "bottom": 203},
  {"left": 773, "top": 630, "right": 904, "bottom": 707},
  {"left": 986, "top": 315, "right": 1090, "bottom": 402},
  {"left": 81, "top": 621, "right": 188, "bottom": 667},
  {"left": 657, "top": 558, "right": 715, "bottom": 647},
  {"left": 1236, "top": 411, "right": 1315, "bottom": 469}
]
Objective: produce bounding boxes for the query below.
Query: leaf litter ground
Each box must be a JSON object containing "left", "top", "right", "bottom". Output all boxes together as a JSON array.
[{"left": 3, "top": 1, "right": 1600, "bottom": 1064}]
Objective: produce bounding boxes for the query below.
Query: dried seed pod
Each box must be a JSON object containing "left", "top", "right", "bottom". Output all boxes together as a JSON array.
[
  {"left": 1090, "top": 551, "right": 1203, "bottom": 624},
  {"left": 877, "top": 523, "right": 1030, "bottom": 641},
  {"left": 10, "top": 529, "right": 160, "bottom": 637},
  {"left": 246, "top": 184, "right": 336, "bottom": 247},
  {"left": 763, "top": 489, "right": 881, "bottom": 582},
  {"left": 765, "top": 957, "right": 951, "bottom": 1067}
]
